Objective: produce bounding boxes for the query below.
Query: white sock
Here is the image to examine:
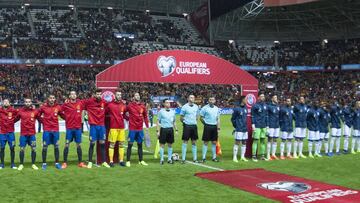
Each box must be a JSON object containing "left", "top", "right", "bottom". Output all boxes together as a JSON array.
[
  {"left": 271, "top": 142, "right": 277, "bottom": 156},
  {"left": 280, "top": 142, "right": 285, "bottom": 156},
  {"left": 293, "top": 140, "right": 298, "bottom": 155},
  {"left": 351, "top": 137, "right": 356, "bottom": 151},
  {"left": 344, "top": 136, "right": 349, "bottom": 151},
  {"left": 308, "top": 141, "right": 313, "bottom": 155},
  {"left": 324, "top": 139, "right": 329, "bottom": 153},
  {"left": 267, "top": 142, "right": 271, "bottom": 157},
  {"left": 286, "top": 141, "right": 292, "bottom": 156},
  {"left": 357, "top": 138, "right": 360, "bottom": 151},
  {"left": 330, "top": 137, "right": 335, "bottom": 153},
  {"left": 336, "top": 137, "right": 340, "bottom": 153},
  {"left": 317, "top": 141, "right": 321, "bottom": 154},
  {"left": 233, "top": 144, "right": 238, "bottom": 160},
  {"left": 241, "top": 145, "right": 246, "bottom": 158},
  {"left": 299, "top": 141, "right": 303, "bottom": 155}
]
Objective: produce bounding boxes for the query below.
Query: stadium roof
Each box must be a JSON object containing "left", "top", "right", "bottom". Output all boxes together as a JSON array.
[{"left": 211, "top": 0, "right": 360, "bottom": 41}]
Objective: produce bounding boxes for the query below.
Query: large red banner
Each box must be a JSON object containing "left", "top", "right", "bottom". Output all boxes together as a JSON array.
[
  {"left": 96, "top": 50, "right": 258, "bottom": 87},
  {"left": 264, "top": 0, "right": 319, "bottom": 7},
  {"left": 196, "top": 169, "right": 360, "bottom": 203}
]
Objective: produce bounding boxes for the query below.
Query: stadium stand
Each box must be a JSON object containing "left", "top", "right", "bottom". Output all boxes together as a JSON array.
[{"left": 0, "top": 7, "right": 359, "bottom": 106}]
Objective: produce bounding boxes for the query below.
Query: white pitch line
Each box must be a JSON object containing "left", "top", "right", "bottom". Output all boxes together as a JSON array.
[
  {"left": 140, "top": 148, "right": 224, "bottom": 171},
  {"left": 184, "top": 160, "right": 224, "bottom": 171}
]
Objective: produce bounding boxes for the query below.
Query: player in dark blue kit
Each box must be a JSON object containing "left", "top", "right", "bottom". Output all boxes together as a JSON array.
[
  {"left": 329, "top": 102, "right": 343, "bottom": 155},
  {"left": 267, "top": 95, "right": 280, "bottom": 160},
  {"left": 306, "top": 101, "right": 321, "bottom": 158},
  {"left": 293, "top": 96, "right": 308, "bottom": 158},
  {"left": 279, "top": 98, "right": 294, "bottom": 159},
  {"left": 251, "top": 93, "right": 268, "bottom": 162},
  {"left": 342, "top": 103, "right": 353, "bottom": 153},
  {"left": 351, "top": 101, "right": 360, "bottom": 154},
  {"left": 318, "top": 102, "right": 331, "bottom": 156},
  {"left": 231, "top": 96, "right": 249, "bottom": 162}
]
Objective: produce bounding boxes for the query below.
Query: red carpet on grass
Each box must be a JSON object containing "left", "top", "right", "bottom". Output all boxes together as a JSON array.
[{"left": 195, "top": 168, "right": 360, "bottom": 203}]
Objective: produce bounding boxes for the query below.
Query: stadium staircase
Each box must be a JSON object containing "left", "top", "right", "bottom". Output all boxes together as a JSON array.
[{"left": 27, "top": 11, "right": 36, "bottom": 37}]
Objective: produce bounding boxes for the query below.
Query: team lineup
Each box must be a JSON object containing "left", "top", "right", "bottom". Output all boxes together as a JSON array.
[{"left": 0, "top": 89, "right": 360, "bottom": 170}]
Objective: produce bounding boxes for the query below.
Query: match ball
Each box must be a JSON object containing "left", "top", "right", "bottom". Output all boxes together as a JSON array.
[{"left": 172, "top": 153, "right": 180, "bottom": 161}]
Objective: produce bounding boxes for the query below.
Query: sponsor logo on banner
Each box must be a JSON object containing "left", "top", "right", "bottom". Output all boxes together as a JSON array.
[
  {"left": 245, "top": 93, "right": 256, "bottom": 108},
  {"left": 101, "top": 91, "right": 115, "bottom": 102},
  {"left": 156, "top": 55, "right": 210, "bottom": 77},
  {"left": 257, "top": 181, "right": 311, "bottom": 194},
  {"left": 219, "top": 108, "right": 233, "bottom": 115},
  {"left": 287, "top": 189, "right": 358, "bottom": 203}
]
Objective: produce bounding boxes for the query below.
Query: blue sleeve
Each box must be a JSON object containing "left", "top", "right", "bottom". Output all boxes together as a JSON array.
[
  {"left": 180, "top": 106, "right": 185, "bottom": 116},
  {"left": 265, "top": 105, "right": 269, "bottom": 127},
  {"left": 306, "top": 110, "right": 312, "bottom": 121},
  {"left": 199, "top": 107, "right": 205, "bottom": 118},
  {"left": 157, "top": 110, "right": 162, "bottom": 122},
  {"left": 291, "top": 107, "right": 295, "bottom": 119},
  {"left": 293, "top": 105, "right": 298, "bottom": 113},
  {"left": 231, "top": 108, "right": 237, "bottom": 128},
  {"left": 279, "top": 107, "right": 284, "bottom": 123},
  {"left": 251, "top": 105, "right": 257, "bottom": 125},
  {"left": 341, "top": 108, "right": 347, "bottom": 121},
  {"left": 330, "top": 106, "right": 336, "bottom": 114}
]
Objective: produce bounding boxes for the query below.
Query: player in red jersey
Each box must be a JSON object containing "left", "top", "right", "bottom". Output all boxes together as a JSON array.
[
  {"left": 60, "top": 91, "right": 86, "bottom": 168},
  {"left": 82, "top": 89, "right": 110, "bottom": 168},
  {"left": 106, "top": 89, "right": 128, "bottom": 167},
  {"left": 38, "top": 94, "right": 63, "bottom": 170},
  {"left": 16, "top": 98, "right": 41, "bottom": 171},
  {"left": 125, "top": 92, "right": 149, "bottom": 167},
  {"left": 0, "top": 99, "right": 19, "bottom": 169}
]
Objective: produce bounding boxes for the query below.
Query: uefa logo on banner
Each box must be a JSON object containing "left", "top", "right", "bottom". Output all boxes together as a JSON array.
[
  {"left": 101, "top": 91, "right": 115, "bottom": 102},
  {"left": 257, "top": 181, "right": 311, "bottom": 194},
  {"left": 245, "top": 93, "right": 256, "bottom": 107},
  {"left": 157, "top": 55, "right": 176, "bottom": 77}
]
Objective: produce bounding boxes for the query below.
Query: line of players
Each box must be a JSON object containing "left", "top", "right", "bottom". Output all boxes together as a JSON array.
[
  {"left": 1, "top": 90, "right": 359, "bottom": 169},
  {"left": 0, "top": 89, "right": 150, "bottom": 170},
  {"left": 245, "top": 93, "right": 360, "bottom": 162}
]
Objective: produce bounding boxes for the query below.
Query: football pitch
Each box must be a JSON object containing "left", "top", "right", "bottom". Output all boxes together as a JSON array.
[{"left": 0, "top": 115, "right": 359, "bottom": 203}]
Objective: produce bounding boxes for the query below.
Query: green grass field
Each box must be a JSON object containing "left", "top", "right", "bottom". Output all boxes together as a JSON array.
[{"left": 0, "top": 115, "right": 359, "bottom": 203}]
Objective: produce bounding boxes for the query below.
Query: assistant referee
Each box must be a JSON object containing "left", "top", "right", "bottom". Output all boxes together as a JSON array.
[
  {"left": 157, "top": 98, "right": 178, "bottom": 165},
  {"left": 200, "top": 96, "right": 220, "bottom": 163}
]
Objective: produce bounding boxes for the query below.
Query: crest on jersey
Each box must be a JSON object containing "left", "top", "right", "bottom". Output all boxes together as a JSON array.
[
  {"left": 257, "top": 181, "right": 311, "bottom": 194},
  {"left": 8, "top": 112, "right": 12, "bottom": 117},
  {"left": 31, "top": 113, "right": 34, "bottom": 118},
  {"left": 76, "top": 105, "right": 80, "bottom": 110},
  {"left": 54, "top": 108, "right": 58, "bottom": 113},
  {"left": 101, "top": 91, "right": 115, "bottom": 102}
]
